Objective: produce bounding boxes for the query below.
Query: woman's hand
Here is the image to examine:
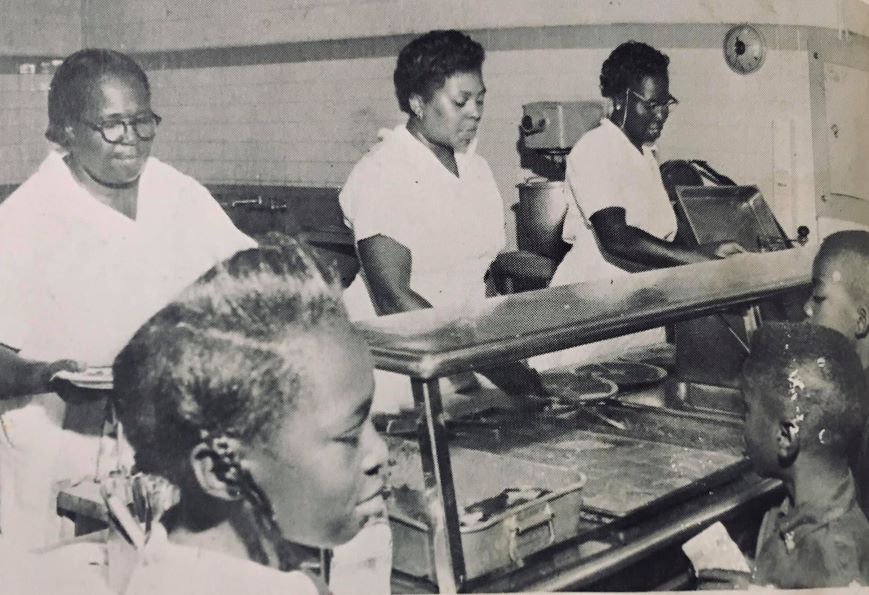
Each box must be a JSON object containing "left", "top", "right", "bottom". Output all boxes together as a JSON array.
[
  {"left": 0, "top": 348, "right": 86, "bottom": 399},
  {"left": 476, "top": 363, "right": 551, "bottom": 414},
  {"left": 701, "top": 241, "right": 747, "bottom": 259},
  {"left": 712, "top": 241, "right": 746, "bottom": 258},
  {"left": 42, "top": 360, "right": 108, "bottom": 405}
]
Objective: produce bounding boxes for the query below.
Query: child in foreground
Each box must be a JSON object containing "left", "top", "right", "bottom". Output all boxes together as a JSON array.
[
  {"left": 741, "top": 322, "right": 869, "bottom": 588},
  {"left": 109, "top": 240, "right": 389, "bottom": 593}
]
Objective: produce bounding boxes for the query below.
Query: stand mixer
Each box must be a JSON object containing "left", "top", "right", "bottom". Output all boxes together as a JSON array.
[{"left": 515, "top": 101, "right": 603, "bottom": 266}]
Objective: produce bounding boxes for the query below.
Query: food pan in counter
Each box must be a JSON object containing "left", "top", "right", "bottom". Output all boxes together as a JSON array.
[{"left": 386, "top": 437, "right": 585, "bottom": 582}]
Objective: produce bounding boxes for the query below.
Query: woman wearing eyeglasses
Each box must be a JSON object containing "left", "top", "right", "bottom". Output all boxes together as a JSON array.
[
  {"left": 0, "top": 49, "right": 254, "bottom": 549},
  {"left": 539, "top": 41, "right": 743, "bottom": 366}
]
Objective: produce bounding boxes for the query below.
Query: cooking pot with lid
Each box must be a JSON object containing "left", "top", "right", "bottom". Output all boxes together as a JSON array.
[{"left": 515, "top": 178, "right": 570, "bottom": 263}]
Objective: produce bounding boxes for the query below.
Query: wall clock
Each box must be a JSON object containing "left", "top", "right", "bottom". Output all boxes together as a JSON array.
[{"left": 724, "top": 24, "right": 766, "bottom": 75}]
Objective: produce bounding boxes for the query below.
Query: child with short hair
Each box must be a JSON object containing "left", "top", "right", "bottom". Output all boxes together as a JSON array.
[
  {"left": 805, "top": 230, "right": 869, "bottom": 516},
  {"left": 741, "top": 322, "right": 869, "bottom": 588},
  {"left": 804, "top": 230, "right": 869, "bottom": 373}
]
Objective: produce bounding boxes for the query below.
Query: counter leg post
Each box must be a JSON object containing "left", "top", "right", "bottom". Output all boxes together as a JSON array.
[{"left": 411, "top": 377, "right": 466, "bottom": 592}]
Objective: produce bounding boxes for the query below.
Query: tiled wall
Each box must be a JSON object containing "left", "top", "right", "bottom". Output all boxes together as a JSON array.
[
  {"left": 78, "top": 0, "right": 863, "bottom": 243},
  {"left": 0, "top": 1, "right": 80, "bottom": 185},
  {"left": 0, "top": 74, "right": 53, "bottom": 183},
  {"left": 148, "top": 58, "right": 402, "bottom": 187},
  {"left": 0, "top": 0, "right": 81, "bottom": 55}
]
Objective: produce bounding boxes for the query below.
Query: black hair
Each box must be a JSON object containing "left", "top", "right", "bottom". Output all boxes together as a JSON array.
[
  {"left": 600, "top": 41, "right": 669, "bottom": 99},
  {"left": 393, "top": 29, "right": 485, "bottom": 114},
  {"left": 113, "top": 236, "right": 346, "bottom": 487},
  {"left": 113, "top": 236, "right": 348, "bottom": 570},
  {"left": 815, "top": 230, "right": 869, "bottom": 305},
  {"left": 46, "top": 48, "right": 151, "bottom": 145},
  {"left": 742, "top": 322, "right": 868, "bottom": 457}
]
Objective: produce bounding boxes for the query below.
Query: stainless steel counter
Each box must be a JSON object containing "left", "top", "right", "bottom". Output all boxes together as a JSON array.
[
  {"left": 357, "top": 248, "right": 814, "bottom": 378},
  {"left": 360, "top": 249, "right": 813, "bottom": 592}
]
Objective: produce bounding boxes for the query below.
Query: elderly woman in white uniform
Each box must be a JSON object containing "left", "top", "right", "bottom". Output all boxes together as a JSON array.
[
  {"left": 0, "top": 49, "right": 255, "bottom": 549},
  {"left": 540, "top": 41, "right": 743, "bottom": 367},
  {"left": 341, "top": 30, "right": 544, "bottom": 412}
]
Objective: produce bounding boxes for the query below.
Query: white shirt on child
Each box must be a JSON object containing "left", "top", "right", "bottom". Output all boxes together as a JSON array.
[{"left": 123, "top": 524, "right": 323, "bottom": 595}]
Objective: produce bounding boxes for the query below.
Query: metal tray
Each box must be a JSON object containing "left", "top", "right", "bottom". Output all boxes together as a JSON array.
[
  {"left": 386, "top": 438, "right": 585, "bottom": 581},
  {"left": 673, "top": 185, "right": 789, "bottom": 251}
]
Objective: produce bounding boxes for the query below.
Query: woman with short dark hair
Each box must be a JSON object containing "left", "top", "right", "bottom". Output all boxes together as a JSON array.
[
  {"left": 556, "top": 40, "right": 742, "bottom": 279},
  {"left": 0, "top": 48, "right": 253, "bottom": 549},
  {"left": 340, "top": 30, "right": 544, "bottom": 412},
  {"left": 538, "top": 41, "right": 744, "bottom": 367}
]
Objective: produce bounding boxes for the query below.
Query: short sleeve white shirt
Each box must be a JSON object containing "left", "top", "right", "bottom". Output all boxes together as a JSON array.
[
  {"left": 339, "top": 125, "right": 505, "bottom": 317},
  {"left": 0, "top": 151, "right": 255, "bottom": 548},
  {"left": 534, "top": 119, "right": 675, "bottom": 369},
  {"left": 552, "top": 118, "right": 677, "bottom": 286},
  {"left": 0, "top": 151, "right": 256, "bottom": 365}
]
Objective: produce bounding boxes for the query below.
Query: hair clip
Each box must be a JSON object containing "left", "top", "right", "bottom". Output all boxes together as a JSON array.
[{"left": 200, "top": 430, "right": 245, "bottom": 485}]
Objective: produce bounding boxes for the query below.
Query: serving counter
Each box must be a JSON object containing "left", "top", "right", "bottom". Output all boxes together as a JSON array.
[{"left": 356, "top": 248, "right": 814, "bottom": 593}]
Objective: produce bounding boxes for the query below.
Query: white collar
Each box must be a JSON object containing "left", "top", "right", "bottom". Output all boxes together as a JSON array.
[{"left": 599, "top": 118, "right": 659, "bottom": 156}]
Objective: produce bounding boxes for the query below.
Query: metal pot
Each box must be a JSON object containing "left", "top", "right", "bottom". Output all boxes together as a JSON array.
[{"left": 515, "top": 178, "right": 569, "bottom": 261}]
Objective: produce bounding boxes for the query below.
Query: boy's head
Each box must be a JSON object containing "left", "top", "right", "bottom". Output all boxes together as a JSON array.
[
  {"left": 805, "top": 231, "right": 869, "bottom": 347},
  {"left": 741, "top": 322, "right": 867, "bottom": 478}
]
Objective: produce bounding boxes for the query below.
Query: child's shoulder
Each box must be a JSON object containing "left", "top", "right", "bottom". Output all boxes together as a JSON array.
[
  {"left": 754, "top": 492, "right": 869, "bottom": 588},
  {"left": 797, "top": 499, "right": 869, "bottom": 587}
]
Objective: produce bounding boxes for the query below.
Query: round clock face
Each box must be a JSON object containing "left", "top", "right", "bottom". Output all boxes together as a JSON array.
[{"left": 724, "top": 25, "right": 766, "bottom": 75}]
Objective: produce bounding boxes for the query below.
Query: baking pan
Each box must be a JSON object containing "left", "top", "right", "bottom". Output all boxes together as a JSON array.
[{"left": 386, "top": 438, "right": 585, "bottom": 582}]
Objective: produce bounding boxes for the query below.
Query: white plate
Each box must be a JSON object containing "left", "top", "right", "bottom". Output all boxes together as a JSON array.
[
  {"left": 540, "top": 371, "right": 618, "bottom": 403},
  {"left": 51, "top": 367, "right": 113, "bottom": 390},
  {"left": 575, "top": 361, "right": 667, "bottom": 390}
]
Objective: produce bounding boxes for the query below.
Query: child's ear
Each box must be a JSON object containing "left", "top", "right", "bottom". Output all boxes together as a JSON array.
[
  {"left": 776, "top": 420, "right": 800, "bottom": 465},
  {"left": 855, "top": 305, "right": 868, "bottom": 339},
  {"left": 189, "top": 443, "right": 243, "bottom": 501}
]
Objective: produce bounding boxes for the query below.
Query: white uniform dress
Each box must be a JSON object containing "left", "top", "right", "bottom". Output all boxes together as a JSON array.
[
  {"left": 0, "top": 151, "right": 255, "bottom": 548},
  {"left": 535, "top": 118, "right": 677, "bottom": 368},
  {"left": 340, "top": 125, "right": 506, "bottom": 412}
]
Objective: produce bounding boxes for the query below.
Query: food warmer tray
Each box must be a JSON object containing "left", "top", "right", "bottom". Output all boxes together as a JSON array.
[{"left": 387, "top": 437, "right": 585, "bottom": 582}]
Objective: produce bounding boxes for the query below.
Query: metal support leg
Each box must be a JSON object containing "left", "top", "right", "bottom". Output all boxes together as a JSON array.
[{"left": 411, "top": 377, "right": 466, "bottom": 593}]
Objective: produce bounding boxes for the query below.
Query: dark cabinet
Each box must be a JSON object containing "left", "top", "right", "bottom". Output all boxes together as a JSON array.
[{"left": 210, "top": 184, "right": 359, "bottom": 287}]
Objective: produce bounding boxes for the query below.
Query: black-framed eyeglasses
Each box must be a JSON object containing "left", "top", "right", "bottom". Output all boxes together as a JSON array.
[
  {"left": 628, "top": 89, "right": 678, "bottom": 114},
  {"left": 78, "top": 112, "right": 162, "bottom": 143}
]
